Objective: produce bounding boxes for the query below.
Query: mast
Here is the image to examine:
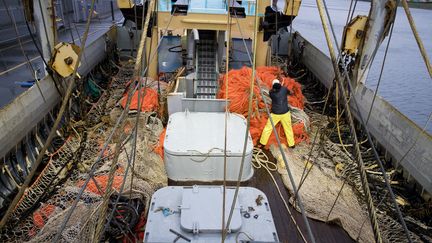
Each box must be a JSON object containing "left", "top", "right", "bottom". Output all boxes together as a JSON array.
[
  {"left": 343, "top": 0, "right": 397, "bottom": 86},
  {"left": 33, "top": 0, "right": 56, "bottom": 73}
]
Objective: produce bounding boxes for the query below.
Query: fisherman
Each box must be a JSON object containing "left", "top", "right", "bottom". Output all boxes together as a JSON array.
[{"left": 259, "top": 79, "right": 295, "bottom": 148}]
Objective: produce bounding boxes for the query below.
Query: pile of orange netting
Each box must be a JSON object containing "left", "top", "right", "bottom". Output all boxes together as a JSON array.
[
  {"left": 76, "top": 168, "right": 124, "bottom": 195},
  {"left": 153, "top": 128, "right": 166, "bottom": 159},
  {"left": 218, "top": 66, "right": 309, "bottom": 147},
  {"left": 32, "top": 204, "right": 56, "bottom": 229},
  {"left": 120, "top": 87, "right": 159, "bottom": 112}
]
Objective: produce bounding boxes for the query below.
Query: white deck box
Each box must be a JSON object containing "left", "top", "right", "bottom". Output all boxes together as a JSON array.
[
  {"left": 164, "top": 111, "right": 254, "bottom": 182},
  {"left": 144, "top": 186, "right": 280, "bottom": 242}
]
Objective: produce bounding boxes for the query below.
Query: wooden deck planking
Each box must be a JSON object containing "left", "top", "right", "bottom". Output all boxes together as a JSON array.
[{"left": 169, "top": 164, "right": 354, "bottom": 243}]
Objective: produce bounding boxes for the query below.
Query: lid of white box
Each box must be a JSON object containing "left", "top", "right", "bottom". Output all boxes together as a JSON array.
[
  {"left": 180, "top": 186, "right": 242, "bottom": 233},
  {"left": 164, "top": 112, "right": 253, "bottom": 156}
]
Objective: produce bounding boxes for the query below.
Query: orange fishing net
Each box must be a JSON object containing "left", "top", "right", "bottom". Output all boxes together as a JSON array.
[
  {"left": 32, "top": 204, "right": 56, "bottom": 229},
  {"left": 76, "top": 169, "right": 124, "bottom": 195},
  {"left": 153, "top": 128, "right": 166, "bottom": 159},
  {"left": 218, "top": 66, "right": 309, "bottom": 147},
  {"left": 120, "top": 88, "right": 159, "bottom": 112}
]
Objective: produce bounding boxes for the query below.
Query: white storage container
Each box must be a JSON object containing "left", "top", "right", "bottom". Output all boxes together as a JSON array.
[
  {"left": 144, "top": 186, "right": 280, "bottom": 242},
  {"left": 164, "top": 111, "right": 254, "bottom": 182}
]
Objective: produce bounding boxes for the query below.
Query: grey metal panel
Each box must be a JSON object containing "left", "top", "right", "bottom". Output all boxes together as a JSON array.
[
  {"left": 167, "top": 93, "right": 184, "bottom": 115},
  {"left": 0, "top": 75, "right": 60, "bottom": 159},
  {"left": 271, "top": 32, "right": 289, "bottom": 56},
  {"left": 116, "top": 27, "right": 141, "bottom": 51},
  {"left": 351, "top": 85, "right": 432, "bottom": 194},
  {"left": 159, "top": 36, "right": 182, "bottom": 73},
  {"left": 292, "top": 31, "right": 432, "bottom": 194},
  {"left": 292, "top": 32, "right": 335, "bottom": 89},
  {"left": 77, "top": 28, "right": 111, "bottom": 75},
  {"left": 0, "top": 27, "right": 115, "bottom": 159},
  {"left": 185, "top": 73, "right": 195, "bottom": 98},
  {"left": 182, "top": 98, "right": 227, "bottom": 112}
]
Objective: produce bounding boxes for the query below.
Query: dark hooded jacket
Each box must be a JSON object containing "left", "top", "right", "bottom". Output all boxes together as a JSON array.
[{"left": 270, "top": 85, "right": 290, "bottom": 114}]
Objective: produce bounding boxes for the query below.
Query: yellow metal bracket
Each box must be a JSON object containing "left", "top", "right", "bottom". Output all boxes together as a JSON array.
[
  {"left": 117, "top": 0, "right": 134, "bottom": 9},
  {"left": 50, "top": 42, "right": 81, "bottom": 78},
  {"left": 284, "top": 0, "right": 302, "bottom": 16},
  {"left": 341, "top": 15, "right": 368, "bottom": 55}
]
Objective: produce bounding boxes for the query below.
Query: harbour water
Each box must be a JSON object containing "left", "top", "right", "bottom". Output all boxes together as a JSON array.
[{"left": 294, "top": 0, "right": 432, "bottom": 134}]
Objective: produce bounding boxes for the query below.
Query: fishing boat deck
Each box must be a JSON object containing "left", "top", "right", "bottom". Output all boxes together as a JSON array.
[{"left": 169, "top": 149, "right": 354, "bottom": 243}]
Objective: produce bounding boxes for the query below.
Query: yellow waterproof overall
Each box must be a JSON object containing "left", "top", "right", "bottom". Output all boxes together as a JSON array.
[{"left": 259, "top": 111, "right": 295, "bottom": 147}]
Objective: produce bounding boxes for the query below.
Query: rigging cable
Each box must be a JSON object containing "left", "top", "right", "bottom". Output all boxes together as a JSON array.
[
  {"left": 0, "top": 0, "right": 100, "bottom": 227},
  {"left": 225, "top": 4, "right": 317, "bottom": 243},
  {"left": 288, "top": 0, "right": 295, "bottom": 62},
  {"left": 354, "top": 1, "right": 398, "bottom": 87},
  {"left": 56, "top": 5, "right": 174, "bottom": 242},
  {"left": 231, "top": 8, "right": 308, "bottom": 243},
  {"left": 60, "top": 0, "right": 76, "bottom": 44},
  {"left": 295, "top": 0, "right": 389, "bottom": 194},
  {"left": 293, "top": 0, "right": 359, "bottom": 196},
  {"left": 294, "top": 0, "right": 360, "bottom": 198},
  {"left": 59, "top": 3, "right": 172, "bottom": 241},
  {"left": 316, "top": 0, "right": 413, "bottom": 241},
  {"left": 98, "top": 0, "right": 157, "bottom": 238},
  {"left": 36, "top": 0, "right": 53, "bottom": 57},
  {"left": 98, "top": 0, "right": 164, "bottom": 239},
  {"left": 46, "top": 0, "right": 153, "bottom": 238},
  {"left": 401, "top": 0, "right": 432, "bottom": 78},
  {"left": 127, "top": 0, "right": 158, "bottom": 202},
  {"left": 314, "top": 0, "right": 383, "bottom": 241},
  {"left": 253, "top": 48, "right": 318, "bottom": 243},
  {"left": 356, "top": 110, "right": 431, "bottom": 238},
  {"left": 223, "top": 3, "right": 259, "bottom": 240},
  {"left": 294, "top": 0, "right": 369, "bottom": 192},
  {"left": 52, "top": 54, "right": 141, "bottom": 240},
  {"left": 20, "top": 0, "right": 63, "bottom": 96},
  {"left": 251, "top": 148, "right": 308, "bottom": 243},
  {"left": 344, "top": 0, "right": 355, "bottom": 27},
  {"left": 355, "top": 111, "right": 432, "bottom": 240},
  {"left": 325, "top": 0, "right": 413, "bottom": 241},
  {"left": 365, "top": 6, "right": 397, "bottom": 125},
  {"left": 347, "top": 0, "right": 359, "bottom": 26},
  {"left": 221, "top": 1, "right": 232, "bottom": 241}
]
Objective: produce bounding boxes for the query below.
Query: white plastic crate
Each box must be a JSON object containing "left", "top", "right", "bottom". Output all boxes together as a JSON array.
[{"left": 164, "top": 111, "right": 254, "bottom": 182}]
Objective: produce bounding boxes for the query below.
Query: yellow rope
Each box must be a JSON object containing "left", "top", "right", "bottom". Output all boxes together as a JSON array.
[
  {"left": 224, "top": 1, "right": 260, "bottom": 239},
  {"left": 252, "top": 148, "right": 308, "bottom": 243},
  {"left": 315, "top": 0, "right": 382, "bottom": 241},
  {"left": 251, "top": 148, "right": 277, "bottom": 172},
  {"left": 335, "top": 81, "right": 352, "bottom": 156}
]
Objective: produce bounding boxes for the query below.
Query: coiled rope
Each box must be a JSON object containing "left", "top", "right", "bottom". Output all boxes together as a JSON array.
[
  {"left": 251, "top": 148, "right": 308, "bottom": 243},
  {"left": 314, "top": 0, "right": 383, "bottom": 242}
]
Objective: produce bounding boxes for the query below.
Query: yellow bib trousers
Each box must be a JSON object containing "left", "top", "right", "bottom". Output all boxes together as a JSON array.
[{"left": 259, "top": 111, "right": 295, "bottom": 147}]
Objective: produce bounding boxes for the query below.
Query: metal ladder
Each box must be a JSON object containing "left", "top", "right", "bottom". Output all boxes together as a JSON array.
[{"left": 195, "top": 33, "right": 218, "bottom": 99}]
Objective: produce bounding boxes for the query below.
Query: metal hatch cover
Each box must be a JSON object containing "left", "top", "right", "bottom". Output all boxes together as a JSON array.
[
  {"left": 180, "top": 185, "right": 242, "bottom": 233},
  {"left": 144, "top": 186, "right": 279, "bottom": 242}
]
